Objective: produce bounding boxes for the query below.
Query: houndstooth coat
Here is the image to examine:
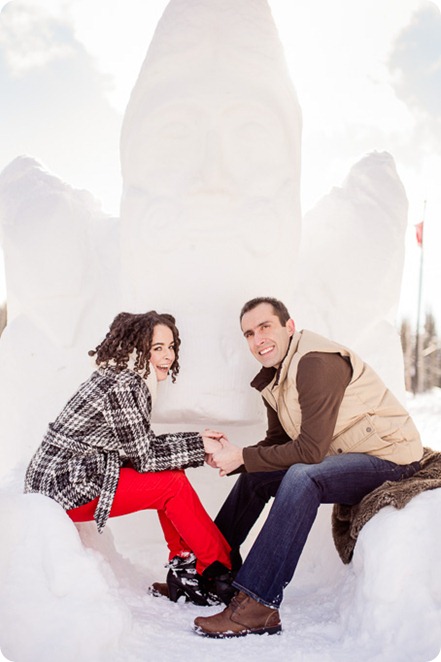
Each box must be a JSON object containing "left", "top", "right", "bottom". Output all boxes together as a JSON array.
[{"left": 24, "top": 367, "right": 205, "bottom": 532}]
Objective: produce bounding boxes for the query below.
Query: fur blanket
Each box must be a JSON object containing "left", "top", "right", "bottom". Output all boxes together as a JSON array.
[{"left": 332, "top": 447, "right": 441, "bottom": 564}]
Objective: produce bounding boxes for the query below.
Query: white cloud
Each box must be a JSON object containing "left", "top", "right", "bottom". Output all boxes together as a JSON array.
[
  {"left": 0, "top": 1, "right": 123, "bottom": 215},
  {"left": 389, "top": 2, "right": 441, "bottom": 119},
  {"left": 0, "top": 1, "right": 75, "bottom": 75},
  {"left": 64, "top": 0, "right": 169, "bottom": 112}
]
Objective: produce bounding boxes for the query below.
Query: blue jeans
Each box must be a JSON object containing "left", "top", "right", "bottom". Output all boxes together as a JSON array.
[
  {"left": 215, "top": 470, "right": 287, "bottom": 570},
  {"left": 230, "top": 453, "right": 421, "bottom": 608}
]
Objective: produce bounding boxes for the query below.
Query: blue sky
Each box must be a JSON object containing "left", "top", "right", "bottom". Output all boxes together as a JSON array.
[{"left": 0, "top": 0, "right": 440, "bottom": 324}]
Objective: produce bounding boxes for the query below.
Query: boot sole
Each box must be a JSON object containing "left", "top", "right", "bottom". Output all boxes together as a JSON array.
[
  {"left": 148, "top": 585, "right": 218, "bottom": 606},
  {"left": 193, "top": 624, "right": 282, "bottom": 638},
  {"left": 148, "top": 586, "right": 170, "bottom": 600}
]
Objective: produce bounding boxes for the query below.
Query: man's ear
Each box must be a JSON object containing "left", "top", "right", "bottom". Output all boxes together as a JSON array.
[{"left": 286, "top": 318, "right": 295, "bottom": 336}]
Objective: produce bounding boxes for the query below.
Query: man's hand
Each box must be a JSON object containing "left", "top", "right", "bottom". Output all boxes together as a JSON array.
[{"left": 212, "top": 436, "right": 244, "bottom": 476}]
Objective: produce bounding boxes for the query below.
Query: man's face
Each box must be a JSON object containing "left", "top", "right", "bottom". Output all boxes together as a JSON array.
[{"left": 240, "top": 303, "right": 294, "bottom": 368}]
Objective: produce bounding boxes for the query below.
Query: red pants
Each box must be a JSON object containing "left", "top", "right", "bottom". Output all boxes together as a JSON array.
[{"left": 67, "top": 468, "right": 231, "bottom": 575}]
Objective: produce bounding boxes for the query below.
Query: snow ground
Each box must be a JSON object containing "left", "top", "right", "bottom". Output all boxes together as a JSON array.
[{"left": 1, "top": 390, "right": 441, "bottom": 662}]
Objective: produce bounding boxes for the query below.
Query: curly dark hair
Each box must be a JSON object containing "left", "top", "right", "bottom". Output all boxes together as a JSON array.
[
  {"left": 88, "top": 311, "right": 181, "bottom": 382},
  {"left": 239, "top": 297, "right": 291, "bottom": 326}
]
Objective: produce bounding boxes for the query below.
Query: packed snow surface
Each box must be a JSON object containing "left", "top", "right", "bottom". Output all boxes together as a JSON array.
[{"left": 1, "top": 390, "right": 441, "bottom": 662}]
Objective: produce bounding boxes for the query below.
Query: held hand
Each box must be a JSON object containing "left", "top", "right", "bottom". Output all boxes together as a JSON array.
[
  {"left": 204, "top": 453, "right": 217, "bottom": 469},
  {"left": 203, "top": 428, "right": 229, "bottom": 442},
  {"left": 212, "top": 437, "right": 244, "bottom": 476},
  {"left": 201, "top": 434, "right": 223, "bottom": 455}
]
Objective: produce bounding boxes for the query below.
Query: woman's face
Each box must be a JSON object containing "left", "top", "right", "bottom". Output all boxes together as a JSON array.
[{"left": 149, "top": 324, "right": 176, "bottom": 381}]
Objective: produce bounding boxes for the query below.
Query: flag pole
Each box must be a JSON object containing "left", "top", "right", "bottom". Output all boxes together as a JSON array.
[{"left": 413, "top": 200, "right": 426, "bottom": 394}]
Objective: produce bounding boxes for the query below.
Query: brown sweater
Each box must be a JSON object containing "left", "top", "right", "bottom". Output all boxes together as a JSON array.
[{"left": 242, "top": 352, "right": 352, "bottom": 472}]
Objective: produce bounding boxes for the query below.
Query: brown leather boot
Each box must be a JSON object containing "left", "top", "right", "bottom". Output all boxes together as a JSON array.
[
  {"left": 148, "top": 582, "right": 169, "bottom": 599},
  {"left": 193, "top": 591, "right": 281, "bottom": 638}
]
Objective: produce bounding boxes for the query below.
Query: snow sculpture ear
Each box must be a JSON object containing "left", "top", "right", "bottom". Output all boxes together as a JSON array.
[
  {"left": 293, "top": 151, "right": 408, "bottom": 401},
  {"left": 0, "top": 156, "right": 115, "bottom": 348}
]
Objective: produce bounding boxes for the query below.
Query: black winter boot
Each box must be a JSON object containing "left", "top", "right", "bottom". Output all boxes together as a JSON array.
[
  {"left": 164, "top": 554, "right": 220, "bottom": 606},
  {"left": 202, "top": 561, "right": 237, "bottom": 606}
]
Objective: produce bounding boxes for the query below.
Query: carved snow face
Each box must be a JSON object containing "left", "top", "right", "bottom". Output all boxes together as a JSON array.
[{"left": 122, "top": 76, "right": 299, "bottom": 259}]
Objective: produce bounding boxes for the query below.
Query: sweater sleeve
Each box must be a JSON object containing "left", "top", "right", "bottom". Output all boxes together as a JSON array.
[
  {"left": 242, "top": 352, "right": 352, "bottom": 472},
  {"left": 259, "top": 399, "right": 291, "bottom": 446},
  {"left": 102, "top": 378, "right": 205, "bottom": 472}
]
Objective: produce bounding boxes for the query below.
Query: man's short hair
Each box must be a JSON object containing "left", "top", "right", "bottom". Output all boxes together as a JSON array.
[{"left": 240, "top": 297, "right": 291, "bottom": 326}]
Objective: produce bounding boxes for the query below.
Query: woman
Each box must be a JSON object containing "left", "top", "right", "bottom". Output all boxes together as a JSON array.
[{"left": 24, "top": 311, "right": 233, "bottom": 606}]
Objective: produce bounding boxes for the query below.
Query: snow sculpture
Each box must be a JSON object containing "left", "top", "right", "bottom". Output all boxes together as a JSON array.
[
  {"left": 0, "top": 156, "right": 118, "bottom": 347},
  {"left": 120, "top": 0, "right": 302, "bottom": 423},
  {"left": 0, "top": 157, "right": 120, "bottom": 474},
  {"left": 293, "top": 151, "right": 408, "bottom": 400}
]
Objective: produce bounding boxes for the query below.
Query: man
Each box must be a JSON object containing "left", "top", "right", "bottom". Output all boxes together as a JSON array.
[{"left": 194, "top": 297, "right": 423, "bottom": 638}]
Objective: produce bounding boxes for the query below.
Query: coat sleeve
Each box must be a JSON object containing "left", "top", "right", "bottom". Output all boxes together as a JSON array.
[
  {"left": 242, "top": 352, "right": 352, "bottom": 471},
  {"left": 101, "top": 378, "right": 205, "bottom": 472}
]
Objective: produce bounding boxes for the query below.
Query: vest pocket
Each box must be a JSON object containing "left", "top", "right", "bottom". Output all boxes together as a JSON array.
[{"left": 330, "top": 415, "right": 386, "bottom": 455}]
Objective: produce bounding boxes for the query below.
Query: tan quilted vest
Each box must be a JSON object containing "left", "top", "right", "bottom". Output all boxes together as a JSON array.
[{"left": 261, "top": 330, "right": 423, "bottom": 465}]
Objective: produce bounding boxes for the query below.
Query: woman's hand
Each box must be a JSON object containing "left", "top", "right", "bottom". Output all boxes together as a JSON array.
[
  {"left": 201, "top": 428, "right": 230, "bottom": 455},
  {"left": 201, "top": 433, "right": 223, "bottom": 455},
  {"left": 203, "top": 428, "right": 228, "bottom": 441},
  {"left": 204, "top": 453, "right": 217, "bottom": 468}
]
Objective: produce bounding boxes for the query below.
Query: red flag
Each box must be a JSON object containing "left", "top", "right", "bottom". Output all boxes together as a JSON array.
[{"left": 415, "top": 221, "right": 424, "bottom": 247}]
